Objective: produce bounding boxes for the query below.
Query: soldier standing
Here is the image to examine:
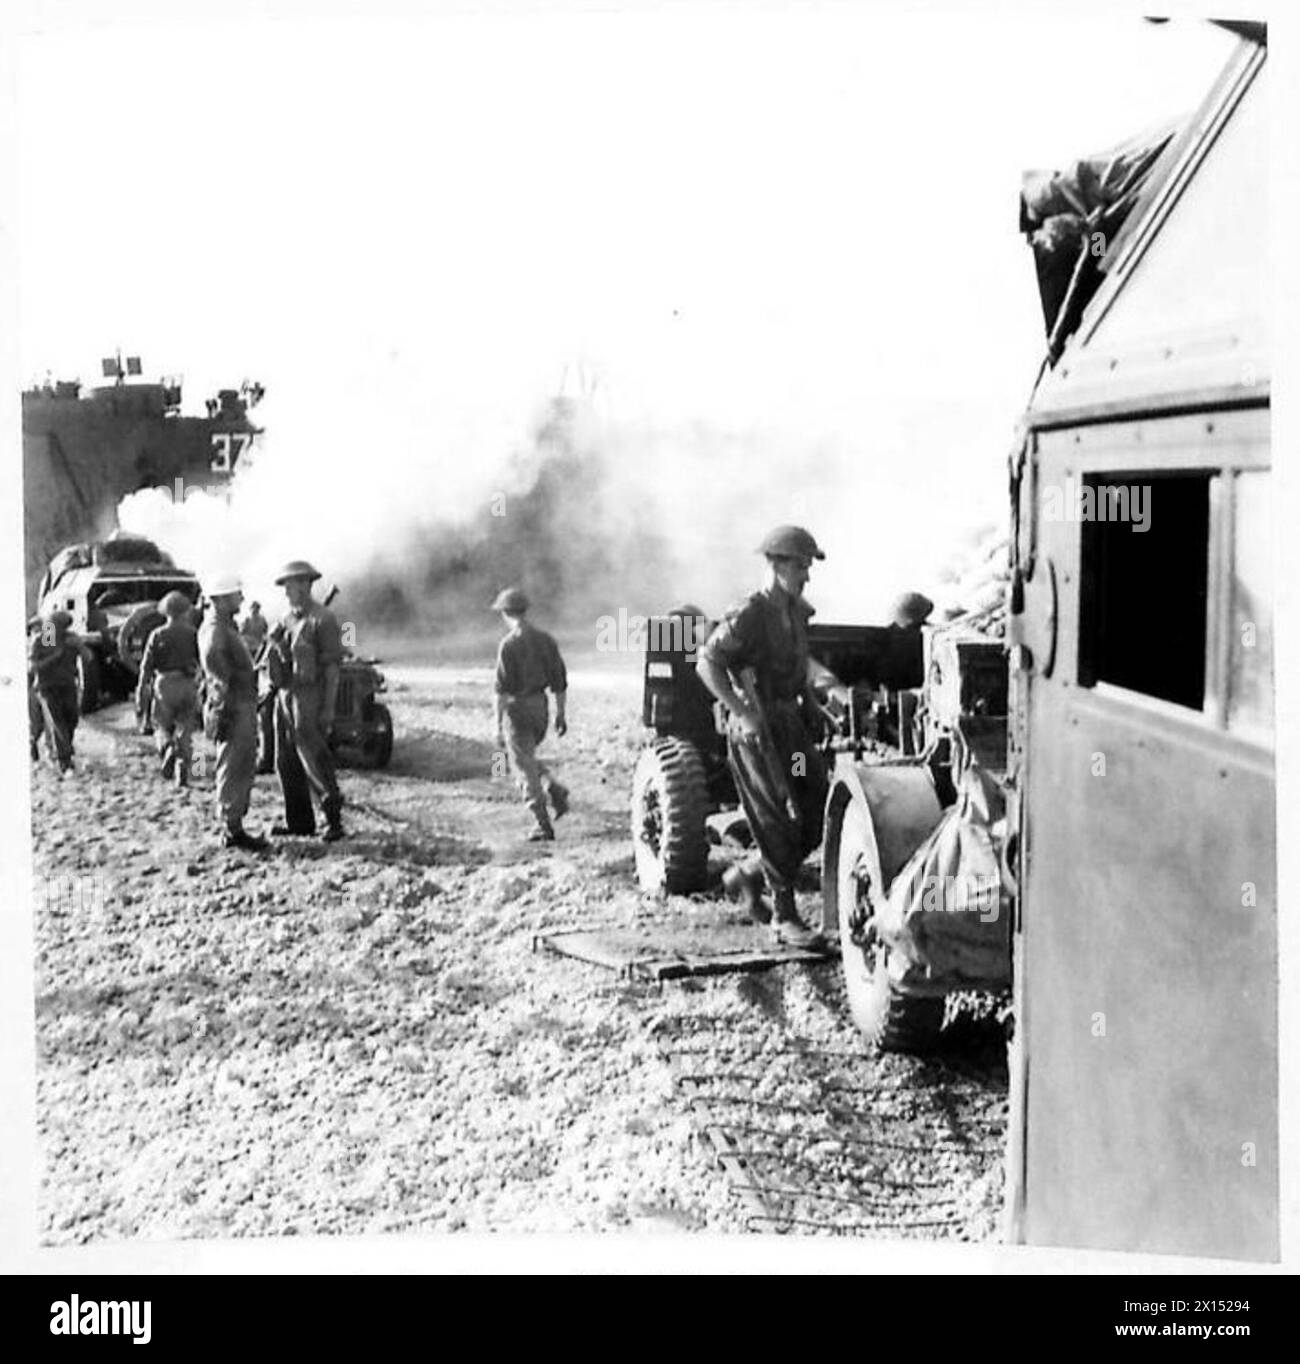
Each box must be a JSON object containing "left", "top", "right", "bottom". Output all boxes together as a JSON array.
[
  {"left": 491, "top": 586, "right": 569, "bottom": 842},
  {"left": 28, "top": 609, "right": 85, "bottom": 774},
  {"left": 199, "top": 574, "right": 268, "bottom": 852},
  {"left": 136, "top": 590, "right": 200, "bottom": 786},
  {"left": 696, "top": 525, "right": 831, "bottom": 949},
  {"left": 239, "top": 600, "right": 268, "bottom": 655},
  {"left": 269, "top": 560, "right": 345, "bottom": 842}
]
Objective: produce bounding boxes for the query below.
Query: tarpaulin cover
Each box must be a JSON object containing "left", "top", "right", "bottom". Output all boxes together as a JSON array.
[
  {"left": 1021, "top": 121, "right": 1180, "bottom": 362},
  {"left": 878, "top": 764, "right": 1011, "bottom": 987}
]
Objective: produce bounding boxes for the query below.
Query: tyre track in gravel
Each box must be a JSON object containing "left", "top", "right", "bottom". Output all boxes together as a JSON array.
[{"left": 31, "top": 659, "right": 1005, "bottom": 1242}]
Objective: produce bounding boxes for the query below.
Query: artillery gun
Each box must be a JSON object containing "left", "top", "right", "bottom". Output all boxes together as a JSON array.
[{"left": 631, "top": 603, "right": 1011, "bottom": 1052}]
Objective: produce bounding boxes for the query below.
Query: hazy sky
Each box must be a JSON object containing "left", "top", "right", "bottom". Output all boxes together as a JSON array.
[{"left": 12, "top": 4, "right": 1240, "bottom": 616}]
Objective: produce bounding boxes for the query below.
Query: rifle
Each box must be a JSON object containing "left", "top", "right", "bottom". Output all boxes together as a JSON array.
[{"left": 734, "top": 667, "right": 800, "bottom": 821}]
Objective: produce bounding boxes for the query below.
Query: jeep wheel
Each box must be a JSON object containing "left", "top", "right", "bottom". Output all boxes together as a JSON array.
[
  {"left": 360, "top": 703, "right": 394, "bottom": 769},
  {"left": 827, "top": 786, "right": 944, "bottom": 1053},
  {"left": 76, "top": 653, "right": 101, "bottom": 715},
  {"left": 631, "top": 737, "right": 710, "bottom": 894}
]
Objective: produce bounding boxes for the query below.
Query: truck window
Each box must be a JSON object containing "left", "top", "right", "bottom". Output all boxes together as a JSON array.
[
  {"left": 1229, "top": 469, "right": 1272, "bottom": 736},
  {"left": 1077, "top": 472, "right": 1212, "bottom": 710}
]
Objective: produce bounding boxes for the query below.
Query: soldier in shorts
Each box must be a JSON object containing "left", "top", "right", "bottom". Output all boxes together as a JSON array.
[{"left": 136, "top": 590, "right": 200, "bottom": 786}]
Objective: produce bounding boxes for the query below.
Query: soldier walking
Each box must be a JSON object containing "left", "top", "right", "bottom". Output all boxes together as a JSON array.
[
  {"left": 268, "top": 561, "right": 345, "bottom": 842},
  {"left": 28, "top": 609, "right": 86, "bottom": 774},
  {"left": 696, "top": 525, "right": 831, "bottom": 950},
  {"left": 491, "top": 586, "right": 569, "bottom": 842},
  {"left": 136, "top": 590, "right": 200, "bottom": 786},
  {"left": 199, "top": 573, "right": 268, "bottom": 852}
]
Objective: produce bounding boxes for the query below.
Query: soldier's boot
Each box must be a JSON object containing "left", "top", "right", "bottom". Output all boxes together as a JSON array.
[
  {"left": 547, "top": 781, "right": 570, "bottom": 820},
  {"left": 526, "top": 799, "right": 555, "bottom": 842},
  {"left": 723, "top": 863, "right": 771, "bottom": 924},
  {"left": 223, "top": 826, "right": 269, "bottom": 853},
  {"left": 174, "top": 758, "right": 190, "bottom": 789},
  {"left": 160, "top": 742, "right": 176, "bottom": 781},
  {"left": 30, "top": 740, "right": 39, "bottom": 762},
  {"left": 322, "top": 796, "right": 346, "bottom": 843},
  {"left": 771, "top": 887, "right": 827, "bottom": 951}
]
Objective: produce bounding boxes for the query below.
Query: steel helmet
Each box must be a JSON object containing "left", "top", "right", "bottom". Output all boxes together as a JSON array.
[
  {"left": 204, "top": 572, "right": 243, "bottom": 599},
  {"left": 160, "top": 590, "right": 192, "bottom": 619},
  {"left": 491, "top": 586, "right": 530, "bottom": 614},
  {"left": 890, "top": 591, "right": 935, "bottom": 628},
  {"left": 274, "top": 559, "right": 322, "bottom": 586},
  {"left": 758, "top": 525, "right": 825, "bottom": 561}
]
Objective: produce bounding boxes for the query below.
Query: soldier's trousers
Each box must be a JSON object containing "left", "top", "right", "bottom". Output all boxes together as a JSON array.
[
  {"left": 275, "top": 685, "right": 341, "bottom": 834},
  {"left": 29, "top": 686, "right": 44, "bottom": 756},
  {"left": 502, "top": 693, "right": 560, "bottom": 825},
  {"left": 215, "top": 699, "right": 257, "bottom": 833},
  {"left": 153, "top": 672, "right": 197, "bottom": 775},
  {"left": 727, "top": 699, "right": 828, "bottom": 896},
  {"left": 34, "top": 684, "right": 79, "bottom": 770}
]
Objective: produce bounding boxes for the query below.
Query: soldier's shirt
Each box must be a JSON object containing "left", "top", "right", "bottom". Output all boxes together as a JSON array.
[
  {"left": 28, "top": 634, "right": 81, "bottom": 691},
  {"left": 699, "top": 584, "right": 814, "bottom": 702},
  {"left": 140, "top": 621, "right": 200, "bottom": 678},
  {"left": 495, "top": 622, "right": 567, "bottom": 697},
  {"left": 199, "top": 615, "right": 257, "bottom": 706},
  {"left": 281, "top": 601, "right": 343, "bottom": 689}
]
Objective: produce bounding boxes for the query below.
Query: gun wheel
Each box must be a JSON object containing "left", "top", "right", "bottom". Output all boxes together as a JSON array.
[
  {"left": 631, "top": 737, "right": 710, "bottom": 895},
  {"left": 826, "top": 785, "right": 945, "bottom": 1053}
]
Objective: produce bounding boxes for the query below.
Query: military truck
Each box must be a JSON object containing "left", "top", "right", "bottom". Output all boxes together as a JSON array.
[
  {"left": 998, "top": 25, "right": 1275, "bottom": 1261},
  {"left": 36, "top": 531, "right": 202, "bottom": 713}
]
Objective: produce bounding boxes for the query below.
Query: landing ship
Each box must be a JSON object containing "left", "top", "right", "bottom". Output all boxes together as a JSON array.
[{"left": 21, "top": 353, "right": 263, "bottom": 607}]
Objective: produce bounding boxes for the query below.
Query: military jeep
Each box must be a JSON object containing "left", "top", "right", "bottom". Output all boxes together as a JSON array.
[
  {"left": 255, "top": 651, "right": 394, "bottom": 773},
  {"left": 36, "top": 532, "right": 201, "bottom": 713}
]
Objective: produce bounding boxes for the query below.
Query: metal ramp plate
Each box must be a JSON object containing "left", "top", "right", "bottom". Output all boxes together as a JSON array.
[{"left": 534, "top": 915, "right": 836, "bottom": 981}]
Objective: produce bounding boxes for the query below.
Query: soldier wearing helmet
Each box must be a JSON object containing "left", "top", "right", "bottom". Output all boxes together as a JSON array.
[
  {"left": 491, "top": 585, "right": 570, "bottom": 842},
  {"left": 696, "top": 524, "right": 831, "bottom": 950},
  {"left": 199, "top": 572, "right": 268, "bottom": 852},
  {"left": 268, "top": 559, "right": 345, "bottom": 842},
  {"left": 136, "top": 589, "right": 201, "bottom": 786},
  {"left": 28, "top": 608, "right": 89, "bottom": 774},
  {"left": 890, "top": 591, "right": 935, "bottom": 630}
]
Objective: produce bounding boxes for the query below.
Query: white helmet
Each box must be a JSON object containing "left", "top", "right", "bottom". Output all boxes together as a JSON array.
[{"left": 204, "top": 572, "right": 243, "bottom": 599}]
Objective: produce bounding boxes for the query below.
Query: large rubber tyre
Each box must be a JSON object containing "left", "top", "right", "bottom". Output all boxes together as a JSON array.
[
  {"left": 76, "top": 652, "right": 101, "bottom": 715},
  {"left": 631, "top": 737, "right": 710, "bottom": 894},
  {"left": 361, "top": 702, "right": 394, "bottom": 769},
  {"left": 117, "top": 603, "right": 165, "bottom": 679},
  {"left": 828, "top": 788, "right": 945, "bottom": 1053}
]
